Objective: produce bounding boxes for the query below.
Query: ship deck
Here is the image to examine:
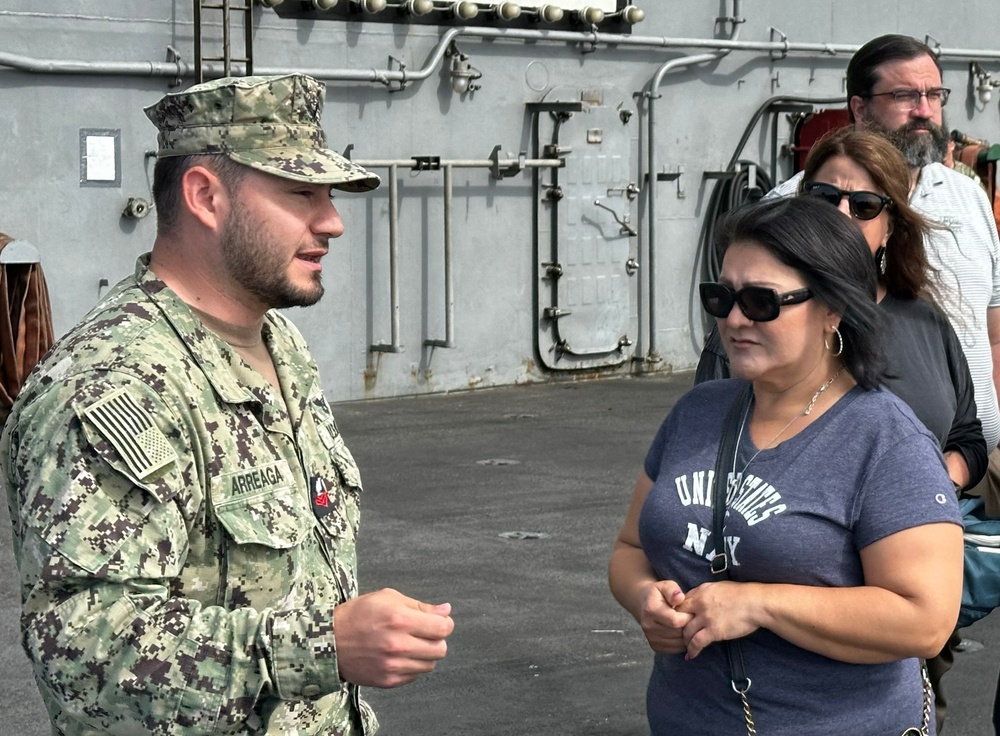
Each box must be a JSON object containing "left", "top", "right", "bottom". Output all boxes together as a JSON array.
[{"left": 3, "top": 372, "right": 999, "bottom": 734}]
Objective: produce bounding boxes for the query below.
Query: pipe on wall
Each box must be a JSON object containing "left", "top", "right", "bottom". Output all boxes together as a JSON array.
[
  {"left": 5, "top": 24, "right": 1000, "bottom": 83},
  {"left": 641, "top": 0, "right": 744, "bottom": 363},
  {"left": 371, "top": 164, "right": 403, "bottom": 353},
  {"left": 424, "top": 163, "right": 456, "bottom": 349}
]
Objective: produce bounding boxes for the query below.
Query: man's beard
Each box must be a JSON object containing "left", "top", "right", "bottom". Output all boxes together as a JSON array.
[
  {"left": 860, "top": 113, "right": 950, "bottom": 168},
  {"left": 220, "top": 199, "right": 325, "bottom": 310}
]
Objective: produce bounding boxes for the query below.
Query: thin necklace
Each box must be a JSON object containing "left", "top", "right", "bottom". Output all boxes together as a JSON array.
[{"left": 733, "top": 368, "right": 843, "bottom": 480}]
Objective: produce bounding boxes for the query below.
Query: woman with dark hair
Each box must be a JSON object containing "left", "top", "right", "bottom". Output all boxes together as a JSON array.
[
  {"left": 803, "top": 128, "right": 933, "bottom": 297},
  {"left": 800, "top": 127, "right": 985, "bottom": 491},
  {"left": 610, "top": 196, "right": 963, "bottom": 734}
]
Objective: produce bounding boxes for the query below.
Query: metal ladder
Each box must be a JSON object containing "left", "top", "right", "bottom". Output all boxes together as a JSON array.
[{"left": 193, "top": 0, "right": 255, "bottom": 83}]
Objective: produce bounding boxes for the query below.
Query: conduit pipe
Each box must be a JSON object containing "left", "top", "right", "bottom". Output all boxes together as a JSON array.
[
  {"left": 424, "top": 164, "right": 455, "bottom": 349},
  {"left": 6, "top": 25, "right": 1000, "bottom": 83},
  {"left": 371, "top": 164, "right": 403, "bottom": 353},
  {"left": 355, "top": 157, "right": 562, "bottom": 169},
  {"left": 641, "top": 0, "right": 744, "bottom": 364}
]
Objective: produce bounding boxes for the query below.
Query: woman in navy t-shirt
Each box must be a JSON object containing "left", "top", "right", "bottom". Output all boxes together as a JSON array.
[{"left": 608, "top": 197, "right": 963, "bottom": 735}]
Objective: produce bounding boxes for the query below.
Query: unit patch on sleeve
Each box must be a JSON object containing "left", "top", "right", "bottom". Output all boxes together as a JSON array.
[{"left": 80, "top": 387, "right": 178, "bottom": 480}]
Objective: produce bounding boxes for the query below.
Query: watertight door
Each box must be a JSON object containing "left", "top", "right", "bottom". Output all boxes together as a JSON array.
[{"left": 534, "top": 86, "right": 638, "bottom": 371}]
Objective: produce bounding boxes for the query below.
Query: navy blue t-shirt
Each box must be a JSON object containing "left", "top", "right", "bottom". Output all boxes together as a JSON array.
[{"left": 639, "top": 378, "right": 961, "bottom": 736}]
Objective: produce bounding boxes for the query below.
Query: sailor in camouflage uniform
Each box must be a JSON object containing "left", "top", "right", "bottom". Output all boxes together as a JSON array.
[{"left": 3, "top": 74, "right": 453, "bottom": 736}]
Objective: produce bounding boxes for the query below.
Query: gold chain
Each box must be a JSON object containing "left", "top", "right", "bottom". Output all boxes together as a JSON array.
[{"left": 735, "top": 368, "right": 843, "bottom": 480}]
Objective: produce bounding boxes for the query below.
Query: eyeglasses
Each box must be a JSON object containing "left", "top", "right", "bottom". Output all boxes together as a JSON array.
[
  {"left": 699, "top": 282, "right": 813, "bottom": 322},
  {"left": 801, "top": 181, "right": 892, "bottom": 221},
  {"left": 865, "top": 87, "right": 950, "bottom": 111}
]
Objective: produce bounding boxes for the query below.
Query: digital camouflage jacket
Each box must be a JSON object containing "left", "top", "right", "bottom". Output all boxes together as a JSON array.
[{"left": 3, "top": 255, "right": 377, "bottom": 735}]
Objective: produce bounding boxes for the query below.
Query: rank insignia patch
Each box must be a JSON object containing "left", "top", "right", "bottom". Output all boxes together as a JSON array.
[{"left": 312, "top": 475, "right": 332, "bottom": 518}]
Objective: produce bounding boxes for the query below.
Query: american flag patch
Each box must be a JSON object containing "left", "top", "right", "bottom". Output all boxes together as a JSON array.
[{"left": 81, "top": 388, "right": 178, "bottom": 480}]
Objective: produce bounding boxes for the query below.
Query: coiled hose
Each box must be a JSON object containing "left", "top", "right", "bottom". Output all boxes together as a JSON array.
[
  {"left": 694, "top": 95, "right": 845, "bottom": 335},
  {"left": 699, "top": 161, "right": 773, "bottom": 284}
]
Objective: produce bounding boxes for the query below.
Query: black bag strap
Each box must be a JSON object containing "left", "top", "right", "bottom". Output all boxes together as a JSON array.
[
  {"left": 711, "top": 383, "right": 752, "bottom": 576},
  {"left": 711, "top": 384, "right": 753, "bottom": 698}
]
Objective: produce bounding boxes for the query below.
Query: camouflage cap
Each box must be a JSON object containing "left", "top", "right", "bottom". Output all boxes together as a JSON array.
[{"left": 144, "top": 73, "right": 380, "bottom": 192}]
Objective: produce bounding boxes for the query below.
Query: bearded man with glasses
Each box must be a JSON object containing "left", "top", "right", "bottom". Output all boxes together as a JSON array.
[
  {"left": 763, "top": 35, "right": 1000, "bottom": 461},
  {"left": 849, "top": 39, "right": 1000, "bottom": 736},
  {"left": 861, "top": 86, "right": 952, "bottom": 169}
]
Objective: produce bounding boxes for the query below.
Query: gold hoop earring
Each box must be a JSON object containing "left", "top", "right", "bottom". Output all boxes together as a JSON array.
[{"left": 827, "top": 326, "right": 844, "bottom": 357}]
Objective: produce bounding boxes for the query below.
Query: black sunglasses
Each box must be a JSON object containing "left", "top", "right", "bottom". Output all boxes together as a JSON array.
[
  {"left": 801, "top": 181, "right": 892, "bottom": 221},
  {"left": 700, "top": 282, "right": 813, "bottom": 322}
]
